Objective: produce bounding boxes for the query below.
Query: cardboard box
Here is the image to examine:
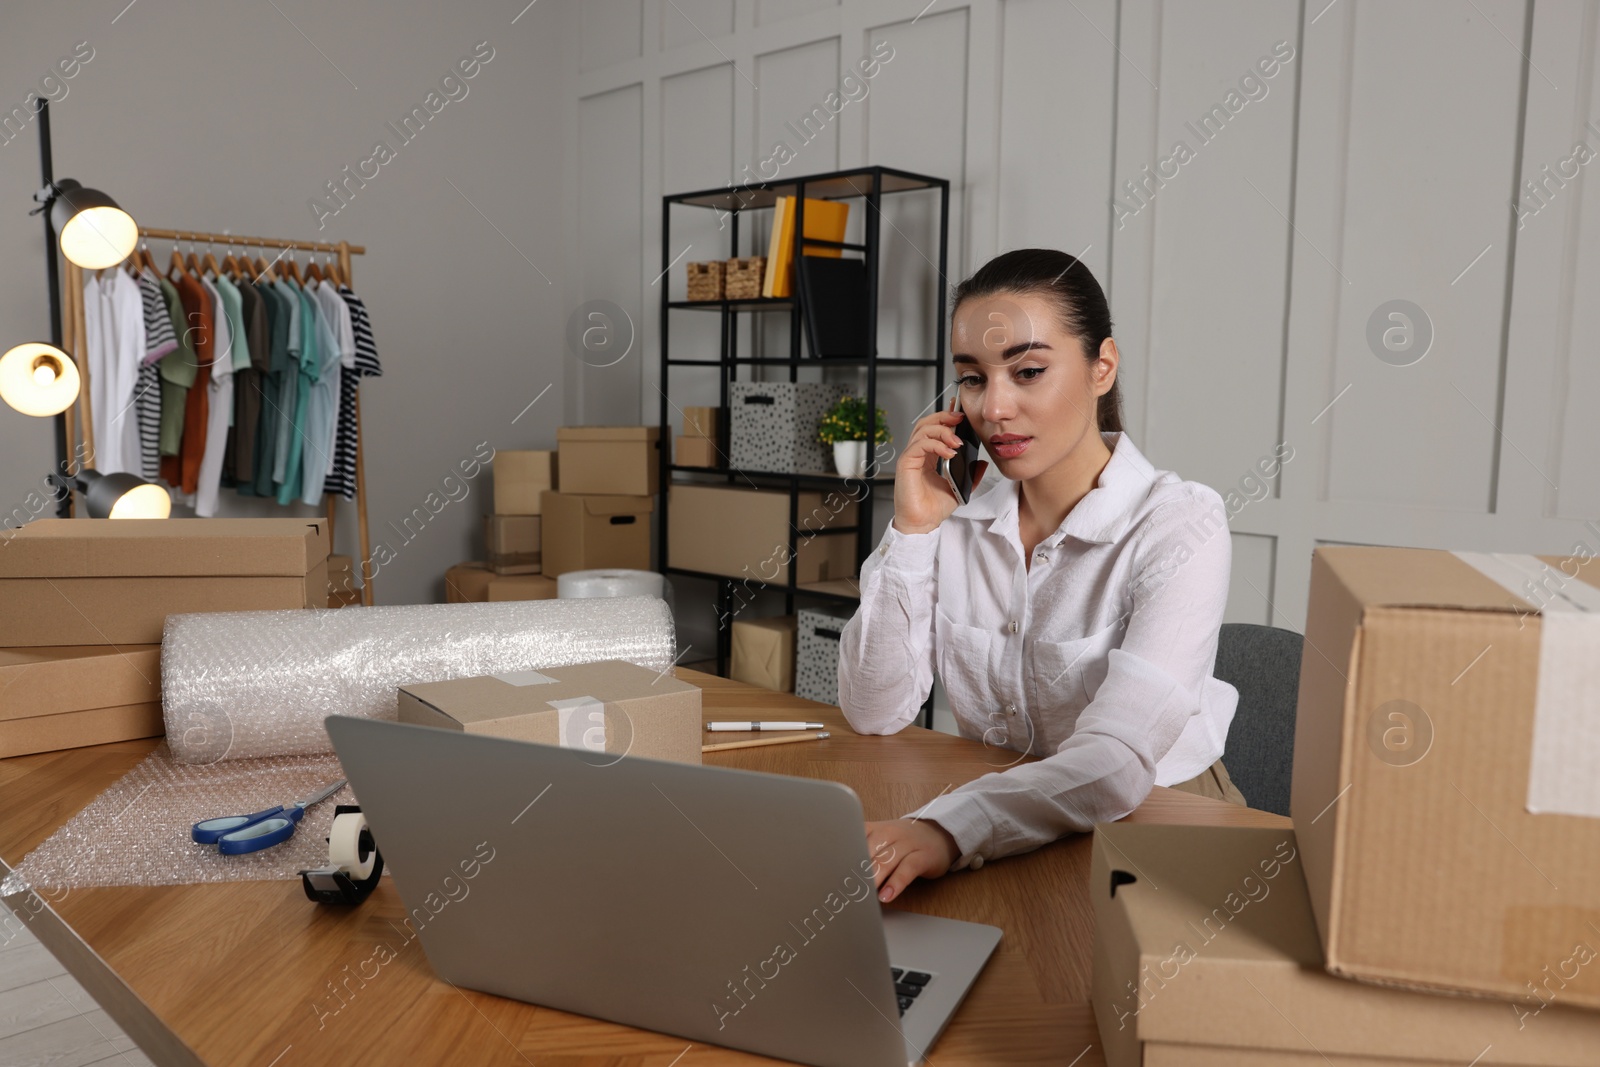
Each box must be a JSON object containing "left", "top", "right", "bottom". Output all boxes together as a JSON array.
[
  {"left": 675, "top": 436, "right": 719, "bottom": 469},
  {"left": 730, "top": 615, "right": 796, "bottom": 693},
  {"left": 487, "top": 574, "right": 559, "bottom": 602},
  {"left": 1291, "top": 546, "right": 1600, "bottom": 1009},
  {"left": 327, "top": 554, "right": 360, "bottom": 607},
  {"left": 445, "top": 562, "right": 493, "bottom": 603},
  {"left": 1090, "top": 824, "right": 1600, "bottom": 1067},
  {"left": 0, "top": 645, "right": 161, "bottom": 720},
  {"left": 682, "top": 406, "right": 720, "bottom": 439},
  {"left": 398, "top": 659, "right": 701, "bottom": 765},
  {"left": 492, "top": 450, "right": 557, "bottom": 515},
  {"left": 485, "top": 515, "right": 541, "bottom": 575},
  {"left": 1, "top": 703, "right": 164, "bottom": 759},
  {"left": 541, "top": 492, "right": 652, "bottom": 577},
  {"left": 668, "top": 484, "right": 857, "bottom": 585},
  {"left": 0, "top": 519, "right": 328, "bottom": 646},
  {"left": 557, "top": 426, "right": 661, "bottom": 496}
]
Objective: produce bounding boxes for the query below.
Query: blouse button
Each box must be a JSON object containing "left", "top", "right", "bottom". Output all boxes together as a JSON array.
[
  {"left": 1007, "top": 620, "right": 1019, "bottom": 634},
  {"left": 1005, "top": 704, "right": 1017, "bottom": 716}
]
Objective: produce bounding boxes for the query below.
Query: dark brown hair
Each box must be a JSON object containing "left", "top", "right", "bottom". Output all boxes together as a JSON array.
[{"left": 950, "top": 248, "right": 1123, "bottom": 433}]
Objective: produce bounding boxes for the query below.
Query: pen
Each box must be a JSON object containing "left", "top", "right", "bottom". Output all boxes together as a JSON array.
[
  {"left": 702, "top": 732, "right": 831, "bottom": 753},
  {"left": 705, "top": 721, "right": 826, "bottom": 732}
]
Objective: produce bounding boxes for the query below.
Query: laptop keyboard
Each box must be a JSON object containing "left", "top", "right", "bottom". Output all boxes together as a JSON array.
[{"left": 891, "top": 967, "right": 933, "bottom": 1015}]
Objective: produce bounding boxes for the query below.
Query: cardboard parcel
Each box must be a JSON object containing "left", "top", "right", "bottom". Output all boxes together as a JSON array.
[
  {"left": 1091, "top": 823, "right": 1600, "bottom": 1066},
  {"left": 0, "top": 519, "right": 329, "bottom": 645},
  {"left": 1291, "top": 546, "right": 1600, "bottom": 1010}
]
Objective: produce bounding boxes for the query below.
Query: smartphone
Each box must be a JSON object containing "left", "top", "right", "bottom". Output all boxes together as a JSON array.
[{"left": 937, "top": 398, "right": 982, "bottom": 504}]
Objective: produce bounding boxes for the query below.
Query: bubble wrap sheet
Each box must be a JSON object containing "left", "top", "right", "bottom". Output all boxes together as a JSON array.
[
  {"left": 4, "top": 745, "right": 356, "bottom": 891},
  {"left": 162, "top": 596, "right": 675, "bottom": 764}
]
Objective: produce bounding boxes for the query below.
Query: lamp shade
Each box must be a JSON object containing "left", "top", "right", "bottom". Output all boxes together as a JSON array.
[
  {"left": 50, "top": 179, "right": 138, "bottom": 269},
  {"left": 0, "top": 342, "right": 80, "bottom": 416},
  {"left": 76, "top": 470, "right": 171, "bottom": 519}
]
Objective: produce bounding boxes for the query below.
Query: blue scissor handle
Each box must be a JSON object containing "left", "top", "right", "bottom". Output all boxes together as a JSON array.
[
  {"left": 217, "top": 815, "right": 298, "bottom": 855},
  {"left": 192, "top": 805, "right": 286, "bottom": 844}
]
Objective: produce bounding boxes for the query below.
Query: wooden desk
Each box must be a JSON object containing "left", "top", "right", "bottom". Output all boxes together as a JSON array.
[{"left": 1, "top": 671, "right": 1287, "bottom": 1066}]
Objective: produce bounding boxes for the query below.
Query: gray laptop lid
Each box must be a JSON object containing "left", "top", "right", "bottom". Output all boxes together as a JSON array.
[{"left": 326, "top": 716, "right": 908, "bottom": 1067}]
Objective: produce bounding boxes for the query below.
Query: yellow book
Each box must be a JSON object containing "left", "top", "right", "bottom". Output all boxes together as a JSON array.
[
  {"left": 761, "top": 196, "right": 790, "bottom": 298},
  {"left": 765, "top": 196, "right": 850, "bottom": 298}
]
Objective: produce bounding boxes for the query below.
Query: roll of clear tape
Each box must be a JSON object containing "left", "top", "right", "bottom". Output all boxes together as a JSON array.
[
  {"left": 328, "top": 811, "right": 376, "bottom": 880},
  {"left": 557, "top": 569, "right": 665, "bottom": 599},
  {"left": 162, "top": 596, "right": 675, "bottom": 764}
]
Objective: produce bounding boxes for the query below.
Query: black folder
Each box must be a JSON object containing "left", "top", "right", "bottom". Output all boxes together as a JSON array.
[{"left": 797, "top": 256, "right": 872, "bottom": 359}]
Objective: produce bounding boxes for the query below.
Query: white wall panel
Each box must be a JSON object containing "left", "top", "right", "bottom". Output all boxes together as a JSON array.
[
  {"left": 662, "top": 63, "right": 737, "bottom": 404},
  {"left": 1136, "top": 2, "right": 1299, "bottom": 498},
  {"left": 575, "top": 85, "right": 645, "bottom": 425},
  {"left": 996, "top": 0, "right": 1118, "bottom": 281},
  {"left": 1315, "top": 1, "right": 1524, "bottom": 511},
  {"left": 1225, "top": 533, "right": 1277, "bottom": 626}
]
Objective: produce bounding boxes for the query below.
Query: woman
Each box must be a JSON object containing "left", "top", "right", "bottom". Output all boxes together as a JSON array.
[{"left": 838, "top": 248, "right": 1245, "bottom": 905}]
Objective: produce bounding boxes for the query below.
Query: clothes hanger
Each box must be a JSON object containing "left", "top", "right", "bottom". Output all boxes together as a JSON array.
[
  {"left": 234, "top": 240, "right": 255, "bottom": 282},
  {"left": 200, "top": 236, "right": 224, "bottom": 279},
  {"left": 221, "top": 236, "right": 242, "bottom": 281},
  {"left": 324, "top": 251, "right": 345, "bottom": 287},
  {"left": 281, "top": 244, "right": 303, "bottom": 284},
  {"left": 304, "top": 249, "right": 324, "bottom": 283},
  {"left": 184, "top": 234, "right": 203, "bottom": 275},
  {"left": 167, "top": 235, "right": 186, "bottom": 278}
]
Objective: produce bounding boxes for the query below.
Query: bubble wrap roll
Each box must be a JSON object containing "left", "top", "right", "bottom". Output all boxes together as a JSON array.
[{"left": 162, "top": 596, "right": 675, "bottom": 764}]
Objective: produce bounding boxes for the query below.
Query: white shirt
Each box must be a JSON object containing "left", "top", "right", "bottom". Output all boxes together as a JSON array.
[
  {"left": 837, "top": 431, "right": 1238, "bottom": 869},
  {"left": 193, "top": 276, "right": 234, "bottom": 517},
  {"left": 83, "top": 271, "right": 146, "bottom": 476}
]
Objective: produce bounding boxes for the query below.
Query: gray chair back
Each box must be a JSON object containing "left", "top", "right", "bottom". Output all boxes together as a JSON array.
[{"left": 1212, "top": 622, "right": 1303, "bottom": 816}]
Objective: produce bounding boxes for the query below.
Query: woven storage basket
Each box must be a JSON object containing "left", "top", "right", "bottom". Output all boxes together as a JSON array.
[
  {"left": 686, "top": 260, "right": 724, "bottom": 301},
  {"left": 724, "top": 256, "right": 765, "bottom": 300}
]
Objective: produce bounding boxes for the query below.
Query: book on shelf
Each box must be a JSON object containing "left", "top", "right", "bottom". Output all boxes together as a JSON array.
[
  {"left": 796, "top": 256, "right": 871, "bottom": 359},
  {"left": 761, "top": 196, "right": 850, "bottom": 298}
]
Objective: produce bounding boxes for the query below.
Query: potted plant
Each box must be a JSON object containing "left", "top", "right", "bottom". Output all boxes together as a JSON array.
[{"left": 817, "top": 395, "right": 891, "bottom": 479}]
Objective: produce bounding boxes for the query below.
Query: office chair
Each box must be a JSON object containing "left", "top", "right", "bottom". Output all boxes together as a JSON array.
[{"left": 1213, "top": 622, "right": 1304, "bottom": 817}]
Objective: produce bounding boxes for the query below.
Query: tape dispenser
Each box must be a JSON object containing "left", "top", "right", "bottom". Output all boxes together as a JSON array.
[{"left": 299, "top": 805, "right": 384, "bottom": 905}]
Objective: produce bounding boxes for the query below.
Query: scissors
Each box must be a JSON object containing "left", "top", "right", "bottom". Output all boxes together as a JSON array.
[{"left": 191, "top": 778, "right": 347, "bottom": 855}]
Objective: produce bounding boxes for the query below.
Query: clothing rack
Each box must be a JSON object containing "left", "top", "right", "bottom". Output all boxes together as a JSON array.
[{"left": 59, "top": 229, "right": 376, "bottom": 606}]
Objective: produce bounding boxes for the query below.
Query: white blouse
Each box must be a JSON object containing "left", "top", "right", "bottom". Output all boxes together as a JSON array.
[{"left": 837, "top": 431, "right": 1238, "bottom": 869}]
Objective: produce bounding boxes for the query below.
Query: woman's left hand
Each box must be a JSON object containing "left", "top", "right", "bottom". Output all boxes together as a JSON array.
[{"left": 864, "top": 818, "right": 962, "bottom": 903}]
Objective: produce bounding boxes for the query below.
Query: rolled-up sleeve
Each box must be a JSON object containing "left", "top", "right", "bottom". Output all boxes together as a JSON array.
[
  {"left": 914, "top": 490, "right": 1233, "bottom": 865},
  {"left": 838, "top": 524, "right": 941, "bottom": 735}
]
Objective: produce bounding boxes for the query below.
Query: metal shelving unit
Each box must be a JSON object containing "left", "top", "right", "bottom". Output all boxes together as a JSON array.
[{"left": 657, "top": 165, "right": 951, "bottom": 695}]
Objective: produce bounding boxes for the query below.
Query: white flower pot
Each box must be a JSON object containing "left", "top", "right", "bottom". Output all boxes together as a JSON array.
[{"left": 832, "top": 440, "right": 867, "bottom": 479}]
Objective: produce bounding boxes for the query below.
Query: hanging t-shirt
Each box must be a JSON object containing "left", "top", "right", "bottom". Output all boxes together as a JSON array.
[
  {"left": 135, "top": 271, "right": 178, "bottom": 481},
  {"left": 227, "top": 280, "right": 270, "bottom": 485},
  {"left": 302, "top": 281, "right": 353, "bottom": 502},
  {"left": 156, "top": 275, "right": 197, "bottom": 460},
  {"left": 269, "top": 279, "right": 303, "bottom": 488},
  {"left": 245, "top": 282, "right": 290, "bottom": 499},
  {"left": 193, "top": 276, "right": 235, "bottom": 517},
  {"left": 328, "top": 286, "right": 383, "bottom": 501},
  {"left": 163, "top": 273, "right": 213, "bottom": 494},
  {"left": 277, "top": 285, "right": 325, "bottom": 506}
]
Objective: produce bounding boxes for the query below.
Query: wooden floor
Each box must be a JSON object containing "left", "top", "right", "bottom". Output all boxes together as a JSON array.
[{"left": 2, "top": 890, "right": 155, "bottom": 1067}]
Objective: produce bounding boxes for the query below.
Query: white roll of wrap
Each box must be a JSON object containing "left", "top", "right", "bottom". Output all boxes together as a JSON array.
[
  {"left": 161, "top": 596, "right": 675, "bottom": 764},
  {"left": 558, "top": 569, "right": 665, "bottom": 599}
]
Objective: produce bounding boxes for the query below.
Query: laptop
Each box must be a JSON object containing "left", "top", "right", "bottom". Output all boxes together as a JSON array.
[{"left": 325, "top": 716, "right": 1001, "bottom": 1067}]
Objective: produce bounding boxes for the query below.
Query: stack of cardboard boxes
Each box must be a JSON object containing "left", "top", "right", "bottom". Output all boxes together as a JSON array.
[
  {"left": 446, "top": 431, "right": 659, "bottom": 604},
  {"left": 0, "top": 518, "right": 330, "bottom": 757},
  {"left": 542, "top": 427, "right": 657, "bottom": 577},
  {"left": 1092, "top": 545, "right": 1600, "bottom": 1063},
  {"left": 446, "top": 449, "right": 558, "bottom": 603},
  {"left": 675, "top": 406, "right": 720, "bottom": 469}
]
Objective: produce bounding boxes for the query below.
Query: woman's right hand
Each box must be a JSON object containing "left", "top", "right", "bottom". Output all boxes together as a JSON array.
[{"left": 892, "top": 408, "right": 987, "bottom": 535}]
